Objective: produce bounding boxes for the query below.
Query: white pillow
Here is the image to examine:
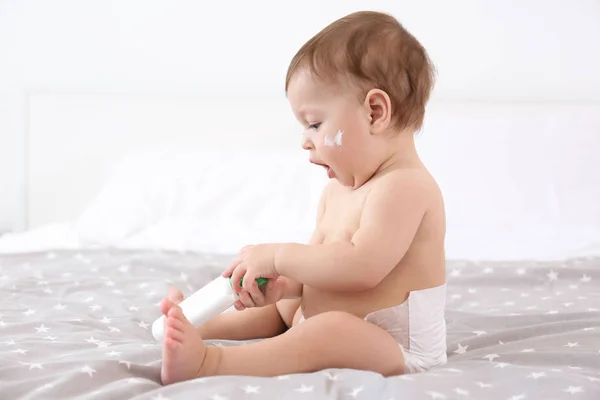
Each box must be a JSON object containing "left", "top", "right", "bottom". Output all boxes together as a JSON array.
[{"left": 75, "top": 147, "right": 328, "bottom": 252}]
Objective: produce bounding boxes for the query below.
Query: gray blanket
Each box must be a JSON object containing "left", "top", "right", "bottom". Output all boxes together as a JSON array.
[{"left": 1, "top": 250, "right": 599, "bottom": 399}]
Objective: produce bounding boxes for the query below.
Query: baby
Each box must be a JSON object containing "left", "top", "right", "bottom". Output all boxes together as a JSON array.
[{"left": 158, "top": 10, "right": 447, "bottom": 384}]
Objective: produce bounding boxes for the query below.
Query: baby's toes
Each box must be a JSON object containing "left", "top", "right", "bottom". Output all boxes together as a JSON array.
[
  {"left": 168, "top": 287, "right": 184, "bottom": 304},
  {"left": 167, "top": 304, "right": 186, "bottom": 322},
  {"left": 167, "top": 304, "right": 197, "bottom": 332},
  {"left": 160, "top": 298, "right": 177, "bottom": 316},
  {"left": 165, "top": 319, "right": 185, "bottom": 343},
  {"left": 167, "top": 313, "right": 185, "bottom": 334}
]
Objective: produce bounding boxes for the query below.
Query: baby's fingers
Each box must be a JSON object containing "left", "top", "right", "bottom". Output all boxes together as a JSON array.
[
  {"left": 230, "top": 263, "right": 248, "bottom": 294},
  {"left": 233, "top": 300, "right": 246, "bottom": 311},
  {"left": 237, "top": 290, "right": 256, "bottom": 309},
  {"left": 247, "top": 280, "right": 266, "bottom": 307},
  {"left": 222, "top": 256, "right": 243, "bottom": 278}
]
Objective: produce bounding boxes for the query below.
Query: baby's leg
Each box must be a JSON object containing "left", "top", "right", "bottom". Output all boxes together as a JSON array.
[
  {"left": 162, "top": 287, "right": 299, "bottom": 341},
  {"left": 160, "top": 304, "right": 404, "bottom": 384}
]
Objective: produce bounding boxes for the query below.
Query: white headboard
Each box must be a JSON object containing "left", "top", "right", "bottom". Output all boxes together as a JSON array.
[
  {"left": 22, "top": 92, "right": 600, "bottom": 260},
  {"left": 26, "top": 92, "right": 301, "bottom": 228}
]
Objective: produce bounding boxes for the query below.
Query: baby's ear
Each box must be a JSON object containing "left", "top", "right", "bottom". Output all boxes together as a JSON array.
[{"left": 363, "top": 88, "right": 392, "bottom": 135}]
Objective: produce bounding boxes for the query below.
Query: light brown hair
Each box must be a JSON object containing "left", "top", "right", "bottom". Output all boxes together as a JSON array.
[{"left": 285, "top": 11, "right": 435, "bottom": 132}]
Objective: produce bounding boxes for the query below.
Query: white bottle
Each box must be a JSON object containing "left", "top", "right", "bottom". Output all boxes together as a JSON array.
[{"left": 151, "top": 276, "right": 266, "bottom": 342}]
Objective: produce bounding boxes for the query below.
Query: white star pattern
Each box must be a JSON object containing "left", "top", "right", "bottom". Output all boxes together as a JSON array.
[
  {"left": 454, "top": 387, "right": 469, "bottom": 396},
  {"left": 243, "top": 385, "right": 260, "bottom": 394},
  {"left": 454, "top": 343, "right": 468, "bottom": 354},
  {"left": 294, "top": 385, "right": 314, "bottom": 393},
  {"left": 483, "top": 354, "right": 500, "bottom": 361},
  {"left": 1, "top": 252, "right": 598, "bottom": 398},
  {"left": 137, "top": 321, "right": 149, "bottom": 329},
  {"left": 85, "top": 336, "right": 100, "bottom": 344},
  {"left": 81, "top": 365, "right": 96, "bottom": 377},
  {"left": 528, "top": 372, "right": 546, "bottom": 379},
  {"left": 426, "top": 391, "right": 446, "bottom": 399},
  {"left": 564, "top": 386, "right": 583, "bottom": 394}
]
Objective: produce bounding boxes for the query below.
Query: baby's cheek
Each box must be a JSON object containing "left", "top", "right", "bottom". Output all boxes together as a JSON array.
[{"left": 322, "top": 129, "right": 344, "bottom": 148}]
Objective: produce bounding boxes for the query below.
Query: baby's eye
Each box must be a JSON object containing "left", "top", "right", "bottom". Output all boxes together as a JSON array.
[{"left": 307, "top": 123, "right": 321, "bottom": 131}]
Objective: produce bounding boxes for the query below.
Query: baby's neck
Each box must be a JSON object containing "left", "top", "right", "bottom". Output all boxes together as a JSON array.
[{"left": 375, "top": 133, "right": 423, "bottom": 176}]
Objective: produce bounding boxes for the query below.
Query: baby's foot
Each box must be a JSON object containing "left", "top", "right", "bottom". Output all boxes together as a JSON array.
[{"left": 160, "top": 301, "right": 208, "bottom": 385}]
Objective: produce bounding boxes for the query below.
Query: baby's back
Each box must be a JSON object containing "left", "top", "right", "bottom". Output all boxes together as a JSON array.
[{"left": 300, "top": 166, "right": 446, "bottom": 319}]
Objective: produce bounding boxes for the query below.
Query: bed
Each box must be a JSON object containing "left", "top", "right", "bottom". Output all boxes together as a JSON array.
[
  {"left": 1, "top": 250, "right": 599, "bottom": 399},
  {"left": 1, "top": 94, "right": 599, "bottom": 399}
]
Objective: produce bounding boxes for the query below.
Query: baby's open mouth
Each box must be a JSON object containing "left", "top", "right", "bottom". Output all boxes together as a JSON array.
[{"left": 310, "top": 160, "right": 334, "bottom": 178}]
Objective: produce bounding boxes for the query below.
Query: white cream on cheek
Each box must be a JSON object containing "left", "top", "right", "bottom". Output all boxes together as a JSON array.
[{"left": 324, "top": 129, "right": 343, "bottom": 147}]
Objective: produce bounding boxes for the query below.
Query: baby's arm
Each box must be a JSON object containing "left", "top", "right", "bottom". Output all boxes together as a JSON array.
[{"left": 275, "top": 172, "right": 430, "bottom": 292}]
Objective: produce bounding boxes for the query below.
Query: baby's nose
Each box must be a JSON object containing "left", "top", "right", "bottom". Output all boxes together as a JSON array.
[{"left": 301, "top": 134, "right": 314, "bottom": 150}]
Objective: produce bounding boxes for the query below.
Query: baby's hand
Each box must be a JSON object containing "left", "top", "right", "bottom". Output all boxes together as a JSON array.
[{"left": 233, "top": 277, "right": 286, "bottom": 311}]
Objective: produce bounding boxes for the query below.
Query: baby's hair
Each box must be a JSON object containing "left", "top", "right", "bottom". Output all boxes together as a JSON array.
[{"left": 285, "top": 10, "right": 435, "bottom": 132}]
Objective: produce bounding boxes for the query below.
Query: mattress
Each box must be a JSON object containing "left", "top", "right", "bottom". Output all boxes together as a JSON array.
[{"left": 1, "top": 249, "right": 599, "bottom": 399}]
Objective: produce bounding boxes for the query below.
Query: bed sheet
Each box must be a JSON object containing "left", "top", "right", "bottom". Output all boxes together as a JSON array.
[{"left": 1, "top": 250, "right": 599, "bottom": 399}]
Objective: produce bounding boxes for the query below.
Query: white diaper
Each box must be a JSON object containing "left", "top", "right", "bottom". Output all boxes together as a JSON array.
[
  {"left": 364, "top": 283, "right": 447, "bottom": 373},
  {"left": 297, "top": 283, "right": 447, "bottom": 374},
  {"left": 365, "top": 283, "right": 447, "bottom": 373}
]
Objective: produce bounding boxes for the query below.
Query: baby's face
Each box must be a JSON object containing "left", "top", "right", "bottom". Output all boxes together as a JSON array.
[{"left": 287, "top": 69, "right": 373, "bottom": 186}]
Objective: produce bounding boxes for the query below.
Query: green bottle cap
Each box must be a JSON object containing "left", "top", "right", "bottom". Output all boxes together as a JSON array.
[{"left": 229, "top": 276, "right": 268, "bottom": 288}]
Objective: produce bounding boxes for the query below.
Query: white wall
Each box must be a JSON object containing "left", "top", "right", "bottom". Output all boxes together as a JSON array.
[{"left": 1, "top": 0, "right": 599, "bottom": 232}]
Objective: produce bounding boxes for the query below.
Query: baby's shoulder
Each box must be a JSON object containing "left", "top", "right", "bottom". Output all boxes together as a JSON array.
[
  {"left": 361, "top": 168, "right": 442, "bottom": 217},
  {"left": 375, "top": 167, "right": 440, "bottom": 196}
]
